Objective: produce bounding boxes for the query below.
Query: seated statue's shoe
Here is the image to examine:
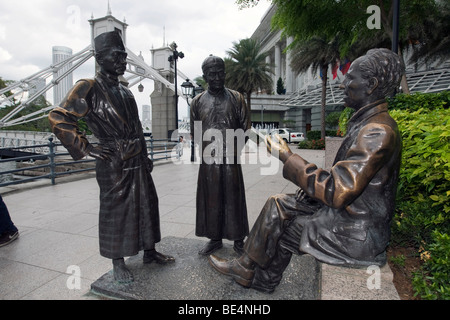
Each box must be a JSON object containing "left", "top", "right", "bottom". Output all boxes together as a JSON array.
[
  {"left": 198, "top": 240, "right": 223, "bottom": 256},
  {"left": 208, "top": 255, "right": 254, "bottom": 288},
  {"left": 143, "top": 250, "right": 175, "bottom": 264}
]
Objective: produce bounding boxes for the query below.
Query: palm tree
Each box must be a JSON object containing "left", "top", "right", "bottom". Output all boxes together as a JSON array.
[
  {"left": 225, "top": 38, "right": 273, "bottom": 110},
  {"left": 290, "top": 35, "right": 341, "bottom": 139}
]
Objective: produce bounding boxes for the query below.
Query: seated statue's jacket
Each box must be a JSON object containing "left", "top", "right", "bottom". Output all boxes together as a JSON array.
[
  {"left": 48, "top": 74, "right": 160, "bottom": 259},
  {"left": 284, "top": 101, "right": 402, "bottom": 266}
]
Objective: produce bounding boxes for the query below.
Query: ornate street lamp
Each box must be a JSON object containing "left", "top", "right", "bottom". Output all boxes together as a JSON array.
[
  {"left": 138, "top": 83, "right": 144, "bottom": 92},
  {"left": 181, "top": 79, "right": 194, "bottom": 98},
  {"left": 181, "top": 78, "right": 204, "bottom": 162}
]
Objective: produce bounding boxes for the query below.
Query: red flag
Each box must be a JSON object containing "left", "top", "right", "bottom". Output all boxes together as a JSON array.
[
  {"left": 332, "top": 63, "right": 339, "bottom": 80},
  {"left": 340, "top": 60, "right": 351, "bottom": 75}
]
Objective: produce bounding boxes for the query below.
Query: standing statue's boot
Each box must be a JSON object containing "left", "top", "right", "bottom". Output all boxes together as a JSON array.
[
  {"left": 198, "top": 239, "right": 223, "bottom": 256},
  {"left": 112, "top": 258, "right": 134, "bottom": 283},
  {"left": 143, "top": 249, "right": 175, "bottom": 264},
  {"left": 233, "top": 239, "right": 245, "bottom": 255}
]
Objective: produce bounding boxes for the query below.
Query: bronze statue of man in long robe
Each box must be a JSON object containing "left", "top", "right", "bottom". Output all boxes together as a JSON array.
[
  {"left": 190, "top": 56, "right": 251, "bottom": 256},
  {"left": 48, "top": 31, "right": 174, "bottom": 283}
]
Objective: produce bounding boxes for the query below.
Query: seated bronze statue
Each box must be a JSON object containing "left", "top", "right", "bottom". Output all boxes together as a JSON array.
[{"left": 208, "top": 48, "right": 404, "bottom": 293}]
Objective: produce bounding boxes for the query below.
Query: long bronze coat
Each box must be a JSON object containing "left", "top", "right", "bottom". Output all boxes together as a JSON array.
[
  {"left": 245, "top": 101, "right": 402, "bottom": 267},
  {"left": 48, "top": 74, "right": 160, "bottom": 259},
  {"left": 190, "top": 88, "right": 251, "bottom": 240}
]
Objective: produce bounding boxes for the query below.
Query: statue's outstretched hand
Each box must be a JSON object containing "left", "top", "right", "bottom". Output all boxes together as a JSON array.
[
  {"left": 88, "top": 145, "right": 114, "bottom": 161},
  {"left": 265, "top": 134, "right": 293, "bottom": 163}
]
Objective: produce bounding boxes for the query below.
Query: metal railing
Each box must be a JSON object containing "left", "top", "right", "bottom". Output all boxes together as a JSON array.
[{"left": 0, "top": 137, "right": 180, "bottom": 188}]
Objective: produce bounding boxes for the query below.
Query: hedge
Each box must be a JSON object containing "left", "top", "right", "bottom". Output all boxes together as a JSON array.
[{"left": 389, "top": 92, "right": 449, "bottom": 300}]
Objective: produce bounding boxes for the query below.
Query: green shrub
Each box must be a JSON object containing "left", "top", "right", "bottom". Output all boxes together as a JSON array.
[
  {"left": 387, "top": 91, "right": 450, "bottom": 111},
  {"left": 298, "top": 138, "right": 325, "bottom": 150},
  {"left": 325, "top": 111, "right": 341, "bottom": 129},
  {"left": 337, "top": 107, "right": 354, "bottom": 136},
  {"left": 306, "top": 130, "right": 338, "bottom": 140},
  {"left": 412, "top": 230, "right": 450, "bottom": 300},
  {"left": 390, "top": 107, "right": 449, "bottom": 215},
  {"left": 299, "top": 131, "right": 337, "bottom": 149},
  {"left": 388, "top": 91, "right": 449, "bottom": 300},
  {"left": 391, "top": 199, "right": 449, "bottom": 246}
]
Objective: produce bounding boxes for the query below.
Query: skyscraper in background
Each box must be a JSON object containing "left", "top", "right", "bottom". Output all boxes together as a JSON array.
[
  {"left": 141, "top": 104, "right": 152, "bottom": 133},
  {"left": 52, "top": 46, "right": 73, "bottom": 106}
]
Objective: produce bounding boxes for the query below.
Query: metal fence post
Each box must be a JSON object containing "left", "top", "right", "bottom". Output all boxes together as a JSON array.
[
  {"left": 165, "top": 141, "right": 168, "bottom": 159},
  {"left": 150, "top": 137, "right": 154, "bottom": 161},
  {"left": 48, "top": 137, "right": 56, "bottom": 185}
]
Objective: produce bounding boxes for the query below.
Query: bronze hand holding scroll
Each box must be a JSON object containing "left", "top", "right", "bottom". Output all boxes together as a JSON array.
[{"left": 265, "top": 134, "right": 293, "bottom": 163}]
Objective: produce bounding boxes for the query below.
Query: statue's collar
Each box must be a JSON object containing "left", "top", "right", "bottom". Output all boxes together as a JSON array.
[
  {"left": 207, "top": 87, "right": 226, "bottom": 98},
  {"left": 348, "top": 99, "right": 388, "bottom": 127},
  {"left": 97, "top": 71, "right": 120, "bottom": 87}
]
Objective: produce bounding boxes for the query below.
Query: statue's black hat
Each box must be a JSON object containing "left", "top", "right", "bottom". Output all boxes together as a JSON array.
[
  {"left": 94, "top": 30, "right": 126, "bottom": 53},
  {"left": 201, "top": 55, "right": 225, "bottom": 73}
]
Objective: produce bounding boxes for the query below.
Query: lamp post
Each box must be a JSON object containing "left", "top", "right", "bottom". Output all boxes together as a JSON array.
[
  {"left": 261, "top": 105, "right": 265, "bottom": 128},
  {"left": 392, "top": 0, "right": 400, "bottom": 54},
  {"left": 168, "top": 42, "right": 184, "bottom": 132},
  {"left": 181, "top": 78, "right": 204, "bottom": 162},
  {"left": 181, "top": 78, "right": 195, "bottom": 111}
]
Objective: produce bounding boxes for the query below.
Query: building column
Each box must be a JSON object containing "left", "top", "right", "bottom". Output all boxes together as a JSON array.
[
  {"left": 150, "top": 81, "right": 176, "bottom": 140},
  {"left": 274, "top": 43, "right": 281, "bottom": 93},
  {"left": 285, "top": 37, "right": 294, "bottom": 93}
]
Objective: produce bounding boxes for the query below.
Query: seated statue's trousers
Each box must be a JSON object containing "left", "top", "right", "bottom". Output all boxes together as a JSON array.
[{"left": 243, "top": 193, "right": 321, "bottom": 292}]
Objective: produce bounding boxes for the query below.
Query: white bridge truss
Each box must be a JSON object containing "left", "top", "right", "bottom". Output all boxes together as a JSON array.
[{"left": 0, "top": 44, "right": 188, "bottom": 128}]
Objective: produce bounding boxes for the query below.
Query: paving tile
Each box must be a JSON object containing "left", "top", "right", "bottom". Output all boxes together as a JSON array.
[{"left": 0, "top": 258, "right": 60, "bottom": 300}]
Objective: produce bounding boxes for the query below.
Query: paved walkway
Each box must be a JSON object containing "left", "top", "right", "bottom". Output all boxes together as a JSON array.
[{"left": 0, "top": 143, "right": 399, "bottom": 300}]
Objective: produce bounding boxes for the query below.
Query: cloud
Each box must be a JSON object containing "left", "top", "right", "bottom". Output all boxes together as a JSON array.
[
  {"left": 0, "top": 47, "right": 12, "bottom": 63},
  {"left": 0, "top": 25, "right": 6, "bottom": 41}
]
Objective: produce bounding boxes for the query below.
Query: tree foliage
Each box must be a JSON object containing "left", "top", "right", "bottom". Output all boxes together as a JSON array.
[
  {"left": 0, "top": 95, "right": 52, "bottom": 132},
  {"left": 235, "top": 0, "right": 261, "bottom": 9},
  {"left": 225, "top": 38, "right": 273, "bottom": 109},
  {"left": 237, "top": 0, "right": 449, "bottom": 64},
  {"left": 0, "top": 76, "right": 14, "bottom": 100}
]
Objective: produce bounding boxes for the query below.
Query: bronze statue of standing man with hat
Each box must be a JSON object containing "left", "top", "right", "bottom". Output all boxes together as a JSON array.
[{"left": 49, "top": 30, "right": 174, "bottom": 283}]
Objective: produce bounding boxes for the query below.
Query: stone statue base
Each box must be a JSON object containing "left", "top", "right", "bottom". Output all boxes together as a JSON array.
[{"left": 90, "top": 237, "right": 320, "bottom": 300}]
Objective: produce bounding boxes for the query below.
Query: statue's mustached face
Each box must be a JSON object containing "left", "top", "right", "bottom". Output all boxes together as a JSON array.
[{"left": 98, "top": 48, "right": 128, "bottom": 76}]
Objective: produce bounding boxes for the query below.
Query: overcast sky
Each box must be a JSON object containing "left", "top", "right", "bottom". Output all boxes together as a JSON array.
[{"left": 0, "top": 0, "right": 272, "bottom": 119}]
